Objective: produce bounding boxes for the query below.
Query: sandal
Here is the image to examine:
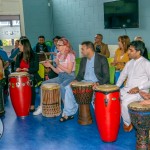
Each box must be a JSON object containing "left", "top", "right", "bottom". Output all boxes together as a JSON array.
[{"left": 59, "top": 115, "right": 74, "bottom": 122}]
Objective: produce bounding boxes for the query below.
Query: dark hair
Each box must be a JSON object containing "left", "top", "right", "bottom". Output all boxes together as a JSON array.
[
  {"left": 129, "top": 41, "right": 146, "bottom": 56},
  {"left": 38, "top": 35, "right": 45, "bottom": 39},
  {"left": 19, "top": 38, "right": 32, "bottom": 62},
  {"left": 53, "top": 36, "right": 61, "bottom": 41},
  {"left": 118, "top": 35, "right": 130, "bottom": 53},
  {"left": 81, "top": 41, "right": 95, "bottom": 52},
  {"left": 97, "top": 34, "right": 103, "bottom": 40}
]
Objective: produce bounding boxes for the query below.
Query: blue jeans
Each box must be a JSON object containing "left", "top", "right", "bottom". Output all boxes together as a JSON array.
[{"left": 41, "top": 72, "right": 75, "bottom": 100}]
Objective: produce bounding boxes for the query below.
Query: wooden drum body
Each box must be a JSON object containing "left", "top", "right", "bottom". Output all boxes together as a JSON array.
[
  {"left": 128, "top": 101, "right": 150, "bottom": 150},
  {"left": 9, "top": 72, "right": 32, "bottom": 117},
  {"left": 41, "top": 83, "right": 61, "bottom": 117},
  {"left": 95, "top": 84, "right": 121, "bottom": 142},
  {"left": 71, "top": 82, "right": 93, "bottom": 125}
]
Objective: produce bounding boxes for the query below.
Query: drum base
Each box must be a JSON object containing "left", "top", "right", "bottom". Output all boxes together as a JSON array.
[
  {"left": 42, "top": 104, "right": 61, "bottom": 118},
  {"left": 136, "top": 129, "right": 150, "bottom": 150},
  {"left": 78, "top": 104, "right": 92, "bottom": 125}
]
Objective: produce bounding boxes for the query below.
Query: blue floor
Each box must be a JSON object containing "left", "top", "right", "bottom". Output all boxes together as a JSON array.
[{"left": 0, "top": 90, "right": 136, "bottom": 150}]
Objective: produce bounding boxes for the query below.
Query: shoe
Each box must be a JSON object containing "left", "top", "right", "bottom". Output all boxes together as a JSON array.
[
  {"left": 123, "top": 123, "right": 133, "bottom": 132},
  {"left": 33, "top": 106, "right": 42, "bottom": 116},
  {"left": 30, "top": 108, "right": 35, "bottom": 112},
  {"left": 30, "top": 105, "right": 35, "bottom": 112},
  {"left": 59, "top": 115, "right": 74, "bottom": 122}
]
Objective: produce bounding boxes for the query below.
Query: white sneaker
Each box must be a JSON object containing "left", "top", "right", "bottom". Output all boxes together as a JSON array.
[{"left": 33, "top": 106, "right": 42, "bottom": 115}]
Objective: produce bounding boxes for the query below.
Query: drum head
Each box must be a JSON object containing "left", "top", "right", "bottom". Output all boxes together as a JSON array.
[
  {"left": 71, "top": 82, "right": 93, "bottom": 87},
  {"left": 128, "top": 101, "right": 150, "bottom": 111},
  {"left": 41, "top": 83, "right": 60, "bottom": 90},
  {"left": 9, "top": 72, "right": 29, "bottom": 77},
  {"left": 95, "top": 84, "right": 119, "bottom": 92}
]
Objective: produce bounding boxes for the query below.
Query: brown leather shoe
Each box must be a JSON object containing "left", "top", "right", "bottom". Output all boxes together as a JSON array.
[{"left": 123, "top": 124, "right": 133, "bottom": 132}]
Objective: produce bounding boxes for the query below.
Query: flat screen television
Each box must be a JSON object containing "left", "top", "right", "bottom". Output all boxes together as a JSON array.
[{"left": 104, "top": 0, "right": 139, "bottom": 29}]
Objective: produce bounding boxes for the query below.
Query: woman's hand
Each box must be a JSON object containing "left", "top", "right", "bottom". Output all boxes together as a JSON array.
[
  {"left": 22, "top": 68, "right": 29, "bottom": 72},
  {"left": 16, "top": 68, "right": 21, "bottom": 72},
  {"left": 92, "top": 82, "right": 99, "bottom": 90}
]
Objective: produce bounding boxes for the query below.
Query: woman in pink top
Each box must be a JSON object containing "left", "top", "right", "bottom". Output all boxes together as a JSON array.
[{"left": 33, "top": 38, "right": 76, "bottom": 115}]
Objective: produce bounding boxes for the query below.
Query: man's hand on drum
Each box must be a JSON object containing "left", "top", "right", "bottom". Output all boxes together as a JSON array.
[
  {"left": 92, "top": 82, "right": 99, "bottom": 90},
  {"left": 139, "top": 91, "right": 150, "bottom": 100},
  {"left": 70, "top": 80, "right": 77, "bottom": 85},
  {"left": 140, "top": 100, "right": 150, "bottom": 105},
  {"left": 128, "top": 87, "right": 139, "bottom": 94}
]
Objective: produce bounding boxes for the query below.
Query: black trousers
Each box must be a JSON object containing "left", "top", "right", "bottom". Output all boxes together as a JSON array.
[{"left": 31, "top": 86, "right": 36, "bottom": 106}]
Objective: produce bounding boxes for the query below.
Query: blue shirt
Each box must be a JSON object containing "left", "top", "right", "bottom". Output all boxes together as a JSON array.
[
  {"left": 50, "top": 45, "right": 58, "bottom": 61},
  {"left": 9, "top": 48, "right": 20, "bottom": 62},
  {"left": 84, "top": 53, "right": 98, "bottom": 82},
  {"left": 0, "top": 48, "right": 9, "bottom": 62}
]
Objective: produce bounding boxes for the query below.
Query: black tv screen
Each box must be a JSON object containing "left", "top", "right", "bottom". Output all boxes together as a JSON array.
[{"left": 104, "top": 0, "right": 139, "bottom": 29}]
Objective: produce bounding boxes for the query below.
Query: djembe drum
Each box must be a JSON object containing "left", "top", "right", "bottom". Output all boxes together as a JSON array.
[
  {"left": 95, "top": 84, "right": 120, "bottom": 142},
  {"left": 9, "top": 72, "right": 32, "bottom": 117},
  {"left": 41, "top": 83, "right": 61, "bottom": 117},
  {"left": 71, "top": 82, "right": 93, "bottom": 125},
  {"left": 128, "top": 101, "right": 150, "bottom": 150},
  {"left": 37, "top": 52, "right": 47, "bottom": 62}
]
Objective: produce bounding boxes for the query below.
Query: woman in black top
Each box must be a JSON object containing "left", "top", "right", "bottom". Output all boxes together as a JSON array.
[{"left": 15, "top": 36, "right": 42, "bottom": 111}]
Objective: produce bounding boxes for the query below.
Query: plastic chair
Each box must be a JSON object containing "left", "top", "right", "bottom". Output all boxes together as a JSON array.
[
  {"left": 107, "top": 57, "right": 114, "bottom": 66},
  {"left": 148, "top": 53, "right": 150, "bottom": 60},
  {"left": 75, "top": 58, "right": 81, "bottom": 64},
  {"left": 75, "top": 58, "right": 81, "bottom": 76},
  {"left": 45, "top": 41, "right": 53, "bottom": 48},
  {"left": 35, "top": 63, "right": 45, "bottom": 87},
  {"left": 109, "top": 66, "right": 115, "bottom": 85}
]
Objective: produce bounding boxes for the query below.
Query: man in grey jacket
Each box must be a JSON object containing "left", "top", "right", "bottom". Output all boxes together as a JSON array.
[{"left": 60, "top": 41, "right": 110, "bottom": 122}]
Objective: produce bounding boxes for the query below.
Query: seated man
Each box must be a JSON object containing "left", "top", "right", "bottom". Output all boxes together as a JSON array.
[
  {"left": 33, "top": 35, "right": 50, "bottom": 54},
  {"left": 116, "top": 41, "right": 150, "bottom": 132},
  {"left": 0, "top": 40, "right": 10, "bottom": 96},
  {"left": 60, "top": 41, "right": 110, "bottom": 122},
  {"left": 94, "top": 34, "right": 110, "bottom": 58},
  {"left": 9, "top": 40, "right": 20, "bottom": 72}
]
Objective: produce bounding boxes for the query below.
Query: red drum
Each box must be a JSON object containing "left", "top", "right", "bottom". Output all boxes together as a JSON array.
[
  {"left": 95, "top": 85, "right": 121, "bottom": 142},
  {"left": 9, "top": 72, "right": 32, "bottom": 117}
]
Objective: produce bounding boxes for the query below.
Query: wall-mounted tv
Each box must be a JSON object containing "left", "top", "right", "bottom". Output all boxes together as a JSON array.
[{"left": 104, "top": 0, "right": 139, "bottom": 29}]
